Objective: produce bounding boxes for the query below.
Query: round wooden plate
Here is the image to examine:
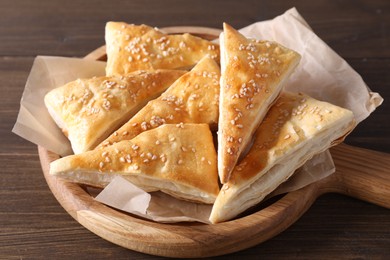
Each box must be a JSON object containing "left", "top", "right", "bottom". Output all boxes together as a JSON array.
[{"left": 38, "top": 26, "right": 390, "bottom": 258}]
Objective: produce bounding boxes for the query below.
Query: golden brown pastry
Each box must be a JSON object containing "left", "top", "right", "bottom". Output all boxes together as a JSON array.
[
  {"left": 209, "top": 92, "right": 356, "bottom": 223},
  {"left": 99, "top": 56, "right": 220, "bottom": 148},
  {"left": 218, "top": 23, "right": 301, "bottom": 183},
  {"left": 44, "top": 69, "right": 185, "bottom": 154},
  {"left": 50, "top": 124, "right": 219, "bottom": 204},
  {"left": 105, "top": 22, "right": 220, "bottom": 76}
]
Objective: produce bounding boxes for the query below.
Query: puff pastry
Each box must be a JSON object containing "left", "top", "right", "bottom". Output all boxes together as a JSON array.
[
  {"left": 105, "top": 22, "right": 220, "bottom": 76},
  {"left": 99, "top": 56, "right": 220, "bottom": 148},
  {"left": 50, "top": 123, "right": 220, "bottom": 204},
  {"left": 209, "top": 92, "right": 356, "bottom": 223},
  {"left": 218, "top": 23, "right": 301, "bottom": 183},
  {"left": 44, "top": 69, "right": 185, "bottom": 154}
]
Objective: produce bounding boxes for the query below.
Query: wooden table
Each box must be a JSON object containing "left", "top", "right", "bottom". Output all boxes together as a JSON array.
[{"left": 1, "top": 0, "right": 389, "bottom": 259}]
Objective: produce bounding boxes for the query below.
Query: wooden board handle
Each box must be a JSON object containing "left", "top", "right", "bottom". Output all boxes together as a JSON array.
[{"left": 328, "top": 143, "right": 390, "bottom": 208}]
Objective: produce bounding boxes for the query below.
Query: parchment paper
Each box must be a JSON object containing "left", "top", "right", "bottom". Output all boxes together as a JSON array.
[{"left": 12, "top": 8, "right": 383, "bottom": 223}]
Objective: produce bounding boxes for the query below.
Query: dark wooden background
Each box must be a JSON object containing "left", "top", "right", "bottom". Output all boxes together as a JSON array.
[{"left": 1, "top": 0, "right": 389, "bottom": 259}]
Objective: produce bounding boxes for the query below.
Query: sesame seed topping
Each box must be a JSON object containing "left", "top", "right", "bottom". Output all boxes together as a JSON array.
[
  {"left": 131, "top": 144, "right": 139, "bottom": 150},
  {"left": 141, "top": 121, "right": 148, "bottom": 130},
  {"left": 284, "top": 134, "right": 291, "bottom": 140},
  {"left": 155, "top": 140, "right": 161, "bottom": 145},
  {"left": 122, "top": 131, "right": 128, "bottom": 136},
  {"left": 99, "top": 162, "right": 104, "bottom": 168},
  {"left": 177, "top": 159, "right": 183, "bottom": 165},
  {"left": 181, "top": 146, "right": 188, "bottom": 152},
  {"left": 176, "top": 122, "right": 184, "bottom": 128},
  {"left": 170, "top": 137, "right": 176, "bottom": 142},
  {"left": 125, "top": 154, "right": 132, "bottom": 163},
  {"left": 143, "top": 159, "right": 150, "bottom": 163},
  {"left": 102, "top": 151, "right": 108, "bottom": 157},
  {"left": 236, "top": 124, "right": 243, "bottom": 129}
]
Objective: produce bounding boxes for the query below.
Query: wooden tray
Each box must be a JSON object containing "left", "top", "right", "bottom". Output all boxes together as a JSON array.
[{"left": 38, "top": 26, "right": 390, "bottom": 258}]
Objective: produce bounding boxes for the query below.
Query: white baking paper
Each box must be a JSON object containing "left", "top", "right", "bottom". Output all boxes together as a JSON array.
[
  {"left": 95, "top": 176, "right": 212, "bottom": 223},
  {"left": 12, "top": 8, "right": 383, "bottom": 223}
]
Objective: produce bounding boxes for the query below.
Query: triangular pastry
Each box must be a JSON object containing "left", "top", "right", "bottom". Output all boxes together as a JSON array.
[
  {"left": 99, "top": 56, "right": 220, "bottom": 148},
  {"left": 44, "top": 69, "right": 185, "bottom": 154},
  {"left": 105, "top": 22, "right": 220, "bottom": 76},
  {"left": 50, "top": 124, "right": 219, "bottom": 204},
  {"left": 209, "top": 92, "right": 356, "bottom": 223},
  {"left": 218, "top": 23, "right": 301, "bottom": 183}
]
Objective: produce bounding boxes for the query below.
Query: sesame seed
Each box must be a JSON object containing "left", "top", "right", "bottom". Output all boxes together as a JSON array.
[
  {"left": 105, "top": 157, "right": 111, "bottom": 163},
  {"left": 170, "top": 137, "right": 176, "bottom": 142},
  {"left": 151, "top": 155, "right": 157, "bottom": 160},
  {"left": 238, "top": 137, "right": 243, "bottom": 143},
  {"left": 99, "top": 162, "right": 104, "bottom": 168},
  {"left": 119, "top": 157, "right": 126, "bottom": 163},
  {"left": 155, "top": 140, "right": 161, "bottom": 145},
  {"left": 141, "top": 121, "right": 148, "bottom": 130},
  {"left": 133, "top": 164, "right": 139, "bottom": 170},
  {"left": 236, "top": 124, "right": 243, "bottom": 129},
  {"left": 125, "top": 154, "right": 132, "bottom": 163},
  {"left": 284, "top": 134, "right": 291, "bottom": 140},
  {"left": 201, "top": 157, "right": 206, "bottom": 161},
  {"left": 132, "top": 144, "right": 139, "bottom": 150},
  {"left": 102, "top": 151, "right": 108, "bottom": 157},
  {"left": 143, "top": 159, "right": 150, "bottom": 163},
  {"left": 177, "top": 159, "right": 183, "bottom": 165},
  {"left": 114, "top": 131, "right": 118, "bottom": 136},
  {"left": 122, "top": 131, "right": 128, "bottom": 136},
  {"left": 181, "top": 146, "right": 188, "bottom": 152}
]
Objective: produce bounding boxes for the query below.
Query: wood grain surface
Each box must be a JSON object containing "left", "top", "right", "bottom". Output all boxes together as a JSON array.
[
  {"left": 37, "top": 143, "right": 390, "bottom": 258},
  {"left": 1, "top": 0, "right": 389, "bottom": 259}
]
